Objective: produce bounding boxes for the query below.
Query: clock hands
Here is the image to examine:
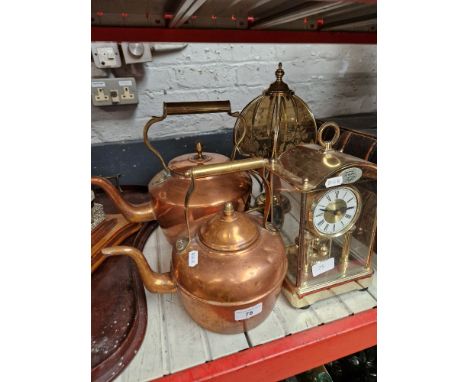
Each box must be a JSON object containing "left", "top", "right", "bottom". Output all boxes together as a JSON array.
[{"left": 319, "top": 206, "right": 354, "bottom": 214}]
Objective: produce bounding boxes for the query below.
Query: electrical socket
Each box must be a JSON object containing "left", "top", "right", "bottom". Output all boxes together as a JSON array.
[
  {"left": 116, "top": 78, "right": 138, "bottom": 105},
  {"left": 95, "top": 88, "right": 109, "bottom": 102},
  {"left": 91, "top": 42, "right": 122, "bottom": 69},
  {"left": 121, "top": 86, "right": 135, "bottom": 100},
  {"left": 91, "top": 77, "right": 138, "bottom": 107},
  {"left": 92, "top": 80, "right": 112, "bottom": 106}
]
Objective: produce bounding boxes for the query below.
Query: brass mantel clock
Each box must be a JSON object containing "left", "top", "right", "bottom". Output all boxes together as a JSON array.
[{"left": 269, "top": 122, "right": 377, "bottom": 308}]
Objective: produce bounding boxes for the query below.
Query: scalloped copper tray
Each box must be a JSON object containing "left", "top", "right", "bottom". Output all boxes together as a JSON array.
[{"left": 91, "top": 187, "right": 156, "bottom": 382}]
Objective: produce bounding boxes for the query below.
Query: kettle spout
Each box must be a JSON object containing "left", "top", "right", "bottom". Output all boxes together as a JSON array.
[
  {"left": 91, "top": 176, "right": 156, "bottom": 223},
  {"left": 101, "top": 246, "right": 177, "bottom": 293}
]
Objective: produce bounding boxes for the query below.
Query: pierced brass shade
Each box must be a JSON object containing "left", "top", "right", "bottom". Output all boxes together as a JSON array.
[{"left": 235, "top": 63, "right": 318, "bottom": 159}]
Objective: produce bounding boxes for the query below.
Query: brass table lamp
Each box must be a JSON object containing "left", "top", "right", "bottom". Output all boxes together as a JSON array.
[{"left": 234, "top": 63, "right": 318, "bottom": 159}]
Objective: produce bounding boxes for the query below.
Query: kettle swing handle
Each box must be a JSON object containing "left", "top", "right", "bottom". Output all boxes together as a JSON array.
[
  {"left": 100, "top": 158, "right": 273, "bottom": 291},
  {"left": 176, "top": 157, "right": 273, "bottom": 253},
  {"left": 143, "top": 100, "right": 245, "bottom": 172}
]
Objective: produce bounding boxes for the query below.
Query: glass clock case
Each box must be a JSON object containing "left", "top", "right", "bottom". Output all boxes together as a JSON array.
[{"left": 269, "top": 123, "right": 377, "bottom": 308}]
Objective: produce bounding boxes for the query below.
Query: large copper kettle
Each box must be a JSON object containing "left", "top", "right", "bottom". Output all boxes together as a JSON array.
[
  {"left": 102, "top": 158, "right": 288, "bottom": 334},
  {"left": 91, "top": 101, "right": 252, "bottom": 245}
]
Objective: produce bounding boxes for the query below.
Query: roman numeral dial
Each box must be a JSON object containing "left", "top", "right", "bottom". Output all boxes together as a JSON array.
[{"left": 312, "top": 186, "right": 360, "bottom": 236}]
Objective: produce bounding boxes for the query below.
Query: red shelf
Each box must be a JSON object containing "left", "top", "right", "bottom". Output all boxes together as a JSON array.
[
  {"left": 152, "top": 308, "right": 377, "bottom": 382},
  {"left": 91, "top": 27, "right": 376, "bottom": 44}
]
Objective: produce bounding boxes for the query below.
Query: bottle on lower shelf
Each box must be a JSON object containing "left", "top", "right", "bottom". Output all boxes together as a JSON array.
[
  {"left": 282, "top": 345, "right": 377, "bottom": 382},
  {"left": 326, "top": 345, "right": 377, "bottom": 382}
]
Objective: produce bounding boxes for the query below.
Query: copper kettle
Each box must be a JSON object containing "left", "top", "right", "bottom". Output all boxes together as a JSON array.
[
  {"left": 91, "top": 101, "right": 252, "bottom": 245},
  {"left": 102, "top": 158, "right": 288, "bottom": 334}
]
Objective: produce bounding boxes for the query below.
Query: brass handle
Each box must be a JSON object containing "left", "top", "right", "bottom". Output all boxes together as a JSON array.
[
  {"left": 143, "top": 116, "right": 170, "bottom": 173},
  {"left": 165, "top": 100, "right": 231, "bottom": 115},
  {"left": 143, "top": 101, "right": 236, "bottom": 172},
  {"left": 185, "top": 157, "right": 268, "bottom": 178},
  {"left": 317, "top": 121, "right": 340, "bottom": 151},
  {"left": 180, "top": 158, "right": 271, "bottom": 252}
]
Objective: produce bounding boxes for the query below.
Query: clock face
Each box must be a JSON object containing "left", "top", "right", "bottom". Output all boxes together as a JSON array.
[{"left": 312, "top": 186, "right": 360, "bottom": 236}]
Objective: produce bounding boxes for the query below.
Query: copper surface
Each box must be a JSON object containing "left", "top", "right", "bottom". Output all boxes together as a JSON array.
[
  {"left": 102, "top": 211, "right": 287, "bottom": 334},
  {"left": 92, "top": 150, "right": 252, "bottom": 246},
  {"left": 167, "top": 151, "right": 228, "bottom": 174},
  {"left": 91, "top": 214, "right": 141, "bottom": 273},
  {"left": 151, "top": 166, "right": 252, "bottom": 245},
  {"left": 92, "top": 100, "right": 253, "bottom": 246},
  {"left": 178, "top": 282, "right": 282, "bottom": 334},
  {"left": 91, "top": 177, "right": 156, "bottom": 223},
  {"left": 101, "top": 246, "right": 177, "bottom": 293},
  {"left": 84, "top": 100, "right": 251, "bottom": 246},
  {"left": 179, "top": 211, "right": 287, "bottom": 334},
  {"left": 92, "top": 222, "right": 156, "bottom": 382},
  {"left": 174, "top": 213, "right": 286, "bottom": 303},
  {"left": 199, "top": 202, "right": 260, "bottom": 251},
  {"left": 181, "top": 157, "right": 269, "bottom": 251},
  {"left": 92, "top": 101, "right": 252, "bottom": 245}
]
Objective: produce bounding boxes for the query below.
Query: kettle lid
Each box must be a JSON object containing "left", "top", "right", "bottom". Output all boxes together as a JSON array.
[
  {"left": 199, "top": 202, "right": 259, "bottom": 252},
  {"left": 168, "top": 141, "right": 229, "bottom": 174}
]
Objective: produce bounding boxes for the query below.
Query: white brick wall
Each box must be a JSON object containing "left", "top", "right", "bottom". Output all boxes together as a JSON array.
[{"left": 91, "top": 43, "right": 376, "bottom": 144}]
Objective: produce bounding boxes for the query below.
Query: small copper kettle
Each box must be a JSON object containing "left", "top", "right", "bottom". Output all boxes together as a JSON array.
[
  {"left": 92, "top": 101, "right": 252, "bottom": 245},
  {"left": 102, "top": 158, "right": 288, "bottom": 334}
]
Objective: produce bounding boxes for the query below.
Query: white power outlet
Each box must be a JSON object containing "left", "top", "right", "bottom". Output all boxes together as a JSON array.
[
  {"left": 115, "top": 78, "right": 138, "bottom": 105},
  {"left": 95, "top": 88, "right": 109, "bottom": 102},
  {"left": 91, "top": 77, "right": 138, "bottom": 106},
  {"left": 92, "top": 80, "right": 112, "bottom": 106},
  {"left": 121, "top": 86, "right": 135, "bottom": 100}
]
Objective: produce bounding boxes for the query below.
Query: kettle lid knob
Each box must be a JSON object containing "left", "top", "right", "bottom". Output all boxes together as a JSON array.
[
  {"left": 223, "top": 202, "right": 235, "bottom": 216},
  {"left": 195, "top": 141, "right": 204, "bottom": 159}
]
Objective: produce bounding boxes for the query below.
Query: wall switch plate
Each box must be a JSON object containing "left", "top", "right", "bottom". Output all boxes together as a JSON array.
[
  {"left": 120, "top": 42, "right": 153, "bottom": 64},
  {"left": 92, "top": 42, "right": 122, "bottom": 68},
  {"left": 91, "top": 77, "right": 138, "bottom": 107}
]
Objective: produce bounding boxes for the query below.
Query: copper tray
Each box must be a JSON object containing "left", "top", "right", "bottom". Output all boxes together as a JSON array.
[{"left": 91, "top": 186, "right": 155, "bottom": 382}]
